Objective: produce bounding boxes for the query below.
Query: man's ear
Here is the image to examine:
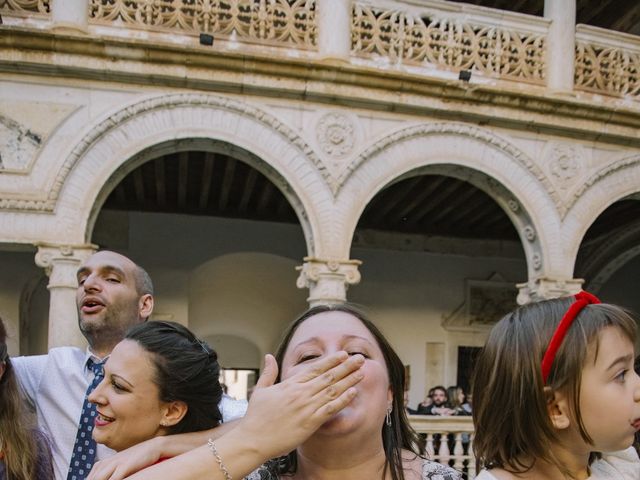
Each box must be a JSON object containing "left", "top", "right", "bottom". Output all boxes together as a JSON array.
[
  {"left": 138, "top": 294, "right": 154, "bottom": 320},
  {"left": 544, "top": 386, "right": 571, "bottom": 430},
  {"left": 160, "top": 400, "right": 188, "bottom": 428},
  {"left": 0, "top": 361, "right": 5, "bottom": 381}
]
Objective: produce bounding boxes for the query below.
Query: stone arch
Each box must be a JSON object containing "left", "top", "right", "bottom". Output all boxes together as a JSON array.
[
  {"left": 336, "top": 123, "right": 560, "bottom": 278},
  {"left": 563, "top": 153, "right": 640, "bottom": 270},
  {"left": 38, "top": 93, "right": 336, "bottom": 256}
]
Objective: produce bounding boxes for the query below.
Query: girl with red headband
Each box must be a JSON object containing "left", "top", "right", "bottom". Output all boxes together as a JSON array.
[{"left": 472, "top": 293, "right": 640, "bottom": 479}]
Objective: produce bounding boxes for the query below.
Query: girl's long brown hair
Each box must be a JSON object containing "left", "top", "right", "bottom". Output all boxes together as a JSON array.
[{"left": 0, "top": 318, "right": 39, "bottom": 480}]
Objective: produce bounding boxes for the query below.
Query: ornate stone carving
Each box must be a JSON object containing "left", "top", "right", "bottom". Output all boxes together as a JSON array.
[
  {"left": 89, "top": 0, "right": 317, "bottom": 49},
  {"left": 575, "top": 39, "right": 640, "bottom": 98},
  {"left": 296, "top": 256, "right": 361, "bottom": 305},
  {"left": 0, "top": 93, "right": 328, "bottom": 211},
  {"left": 0, "top": 0, "right": 50, "bottom": 15},
  {"left": 531, "top": 252, "right": 542, "bottom": 270},
  {"left": 516, "top": 277, "right": 583, "bottom": 305},
  {"left": 546, "top": 143, "right": 580, "bottom": 191},
  {"left": 352, "top": 3, "right": 545, "bottom": 83},
  {"left": 443, "top": 273, "right": 518, "bottom": 332},
  {"left": 35, "top": 243, "right": 97, "bottom": 287},
  {"left": 523, "top": 225, "right": 536, "bottom": 242},
  {"left": 316, "top": 112, "right": 356, "bottom": 158},
  {"left": 339, "top": 123, "right": 559, "bottom": 213},
  {"left": 0, "top": 114, "right": 42, "bottom": 170}
]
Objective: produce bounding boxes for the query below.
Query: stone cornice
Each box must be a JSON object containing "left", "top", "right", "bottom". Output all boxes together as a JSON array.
[{"left": 2, "top": 27, "right": 640, "bottom": 147}]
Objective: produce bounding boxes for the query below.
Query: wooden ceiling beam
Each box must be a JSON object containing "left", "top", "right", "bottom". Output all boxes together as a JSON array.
[
  {"left": 177, "top": 151, "right": 189, "bottom": 209},
  {"left": 257, "top": 180, "right": 274, "bottom": 215},
  {"left": 133, "top": 168, "right": 145, "bottom": 206},
  {"left": 374, "top": 176, "right": 425, "bottom": 221},
  {"left": 199, "top": 152, "right": 215, "bottom": 210},
  {"left": 405, "top": 179, "right": 461, "bottom": 228},
  {"left": 238, "top": 168, "right": 258, "bottom": 214},
  {"left": 218, "top": 157, "right": 236, "bottom": 211},
  {"left": 154, "top": 157, "right": 166, "bottom": 208},
  {"left": 388, "top": 176, "right": 448, "bottom": 224},
  {"left": 429, "top": 185, "right": 479, "bottom": 226}
]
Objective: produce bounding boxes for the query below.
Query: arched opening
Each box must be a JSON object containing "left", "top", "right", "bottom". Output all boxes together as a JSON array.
[
  {"left": 350, "top": 169, "right": 528, "bottom": 411},
  {"left": 89, "top": 143, "right": 309, "bottom": 368},
  {"left": 575, "top": 196, "right": 640, "bottom": 313}
]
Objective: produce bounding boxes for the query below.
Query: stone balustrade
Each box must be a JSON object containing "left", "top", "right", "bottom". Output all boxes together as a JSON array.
[
  {"left": 575, "top": 24, "right": 640, "bottom": 98},
  {"left": 409, "top": 415, "right": 476, "bottom": 478},
  {"left": 1, "top": 0, "right": 639, "bottom": 101}
]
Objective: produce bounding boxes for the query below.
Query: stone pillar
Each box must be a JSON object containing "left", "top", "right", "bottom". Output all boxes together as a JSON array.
[
  {"left": 516, "top": 276, "right": 584, "bottom": 305},
  {"left": 35, "top": 244, "right": 97, "bottom": 349},
  {"left": 296, "top": 257, "right": 362, "bottom": 306},
  {"left": 317, "top": 0, "right": 352, "bottom": 61},
  {"left": 51, "top": 0, "right": 90, "bottom": 33},
  {"left": 544, "top": 0, "right": 576, "bottom": 92}
]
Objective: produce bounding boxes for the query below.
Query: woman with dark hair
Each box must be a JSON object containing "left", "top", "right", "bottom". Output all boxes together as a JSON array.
[
  {"left": 0, "top": 317, "right": 54, "bottom": 480},
  {"left": 246, "top": 304, "right": 459, "bottom": 480},
  {"left": 88, "top": 321, "right": 222, "bottom": 452},
  {"left": 122, "top": 304, "right": 459, "bottom": 480}
]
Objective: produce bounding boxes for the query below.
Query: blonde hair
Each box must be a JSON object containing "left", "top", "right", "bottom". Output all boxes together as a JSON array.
[{"left": 472, "top": 297, "right": 637, "bottom": 477}]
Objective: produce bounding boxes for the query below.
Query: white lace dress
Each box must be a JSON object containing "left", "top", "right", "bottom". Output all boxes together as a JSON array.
[{"left": 245, "top": 459, "right": 461, "bottom": 480}]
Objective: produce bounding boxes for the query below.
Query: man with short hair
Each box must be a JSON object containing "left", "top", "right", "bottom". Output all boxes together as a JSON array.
[
  {"left": 419, "top": 385, "right": 454, "bottom": 416},
  {"left": 13, "top": 251, "right": 154, "bottom": 480}
]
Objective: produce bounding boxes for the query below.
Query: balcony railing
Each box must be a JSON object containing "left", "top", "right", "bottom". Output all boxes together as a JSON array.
[
  {"left": 89, "top": 0, "right": 317, "bottom": 49},
  {"left": 351, "top": 1, "right": 547, "bottom": 85},
  {"left": 409, "top": 415, "right": 476, "bottom": 479},
  {"left": 575, "top": 24, "right": 640, "bottom": 99},
  {"left": 0, "top": 0, "right": 49, "bottom": 16},
  {"left": 1, "top": 0, "right": 639, "bottom": 102}
]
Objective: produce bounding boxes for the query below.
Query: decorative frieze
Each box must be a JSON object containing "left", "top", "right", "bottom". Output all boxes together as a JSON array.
[
  {"left": 89, "top": 0, "right": 317, "bottom": 49},
  {"left": 316, "top": 112, "right": 356, "bottom": 158}
]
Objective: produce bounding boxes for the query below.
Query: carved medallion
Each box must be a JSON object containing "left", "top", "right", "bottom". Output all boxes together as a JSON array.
[
  {"left": 547, "top": 143, "right": 580, "bottom": 190},
  {"left": 316, "top": 112, "right": 355, "bottom": 158}
]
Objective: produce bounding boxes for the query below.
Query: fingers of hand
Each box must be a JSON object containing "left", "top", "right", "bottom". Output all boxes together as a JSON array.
[
  {"left": 293, "top": 351, "right": 349, "bottom": 383},
  {"left": 311, "top": 354, "right": 364, "bottom": 395},
  {"left": 316, "top": 385, "right": 358, "bottom": 419},
  {"left": 255, "top": 354, "right": 278, "bottom": 389}
]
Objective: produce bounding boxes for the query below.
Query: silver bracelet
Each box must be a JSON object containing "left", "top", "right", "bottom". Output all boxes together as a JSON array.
[{"left": 207, "top": 438, "right": 233, "bottom": 480}]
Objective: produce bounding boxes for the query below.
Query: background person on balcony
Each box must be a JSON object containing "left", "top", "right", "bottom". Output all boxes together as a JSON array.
[
  {"left": 0, "top": 316, "right": 55, "bottom": 480},
  {"left": 418, "top": 386, "right": 454, "bottom": 416},
  {"left": 472, "top": 293, "right": 640, "bottom": 480},
  {"left": 445, "top": 386, "right": 471, "bottom": 416},
  {"left": 415, "top": 387, "right": 434, "bottom": 414}
]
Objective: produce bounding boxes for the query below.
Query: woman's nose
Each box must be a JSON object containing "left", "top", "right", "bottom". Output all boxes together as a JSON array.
[{"left": 88, "top": 377, "right": 107, "bottom": 405}]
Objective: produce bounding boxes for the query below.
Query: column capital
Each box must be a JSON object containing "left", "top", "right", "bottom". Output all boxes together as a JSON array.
[
  {"left": 516, "top": 276, "right": 584, "bottom": 305},
  {"left": 296, "top": 256, "right": 362, "bottom": 306},
  {"left": 35, "top": 243, "right": 98, "bottom": 287}
]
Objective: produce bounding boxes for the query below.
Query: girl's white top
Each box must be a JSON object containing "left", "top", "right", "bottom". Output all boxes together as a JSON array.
[{"left": 474, "top": 447, "right": 640, "bottom": 480}]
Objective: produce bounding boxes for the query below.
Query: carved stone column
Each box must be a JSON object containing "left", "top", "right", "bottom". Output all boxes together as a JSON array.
[
  {"left": 296, "top": 257, "right": 362, "bottom": 306},
  {"left": 516, "top": 276, "right": 584, "bottom": 305},
  {"left": 317, "top": 0, "right": 352, "bottom": 61},
  {"left": 35, "top": 244, "right": 97, "bottom": 349},
  {"left": 544, "top": 0, "right": 576, "bottom": 92},
  {"left": 51, "top": 0, "right": 90, "bottom": 33}
]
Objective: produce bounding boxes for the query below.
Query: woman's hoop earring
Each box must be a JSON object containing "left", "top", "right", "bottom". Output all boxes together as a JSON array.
[{"left": 385, "top": 407, "right": 392, "bottom": 427}]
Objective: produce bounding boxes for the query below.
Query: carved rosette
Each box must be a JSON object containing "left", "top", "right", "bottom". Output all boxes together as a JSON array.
[
  {"left": 296, "top": 256, "right": 362, "bottom": 305},
  {"left": 35, "top": 243, "right": 97, "bottom": 288},
  {"left": 546, "top": 143, "right": 581, "bottom": 191},
  {"left": 316, "top": 112, "right": 356, "bottom": 158},
  {"left": 516, "top": 277, "right": 584, "bottom": 305}
]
